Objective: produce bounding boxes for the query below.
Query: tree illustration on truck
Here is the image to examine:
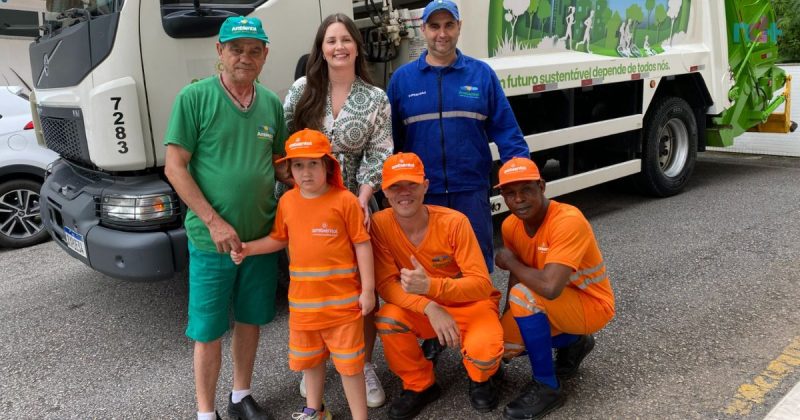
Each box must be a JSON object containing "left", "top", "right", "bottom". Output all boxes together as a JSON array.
[{"left": 488, "top": 0, "right": 690, "bottom": 58}]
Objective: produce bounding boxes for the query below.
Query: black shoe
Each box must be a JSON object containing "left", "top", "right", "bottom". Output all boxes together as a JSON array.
[
  {"left": 555, "top": 335, "right": 595, "bottom": 378},
  {"left": 503, "top": 380, "right": 564, "bottom": 420},
  {"left": 468, "top": 364, "right": 504, "bottom": 412},
  {"left": 228, "top": 394, "right": 273, "bottom": 420},
  {"left": 388, "top": 383, "right": 442, "bottom": 420},
  {"left": 421, "top": 338, "right": 445, "bottom": 361}
]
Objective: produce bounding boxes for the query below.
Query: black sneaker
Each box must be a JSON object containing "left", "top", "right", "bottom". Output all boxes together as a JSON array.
[
  {"left": 503, "top": 380, "right": 564, "bottom": 420},
  {"left": 388, "top": 383, "right": 442, "bottom": 420},
  {"left": 554, "top": 335, "right": 595, "bottom": 378},
  {"left": 469, "top": 363, "right": 504, "bottom": 412},
  {"left": 421, "top": 338, "right": 445, "bottom": 362},
  {"left": 228, "top": 394, "right": 273, "bottom": 420}
]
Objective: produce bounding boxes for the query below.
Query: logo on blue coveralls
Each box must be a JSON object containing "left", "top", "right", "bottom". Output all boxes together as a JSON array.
[
  {"left": 458, "top": 85, "right": 480, "bottom": 99},
  {"left": 256, "top": 125, "right": 274, "bottom": 141}
]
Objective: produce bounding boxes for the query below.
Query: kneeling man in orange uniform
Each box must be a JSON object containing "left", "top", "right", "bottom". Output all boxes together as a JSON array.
[
  {"left": 371, "top": 153, "right": 505, "bottom": 419},
  {"left": 496, "top": 157, "right": 615, "bottom": 420}
]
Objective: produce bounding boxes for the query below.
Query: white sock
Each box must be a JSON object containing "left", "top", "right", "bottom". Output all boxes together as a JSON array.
[
  {"left": 231, "top": 388, "right": 251, "bottom": 404},
  {"left": 197, "top": 411, "right": 216, "bottom": 420}
]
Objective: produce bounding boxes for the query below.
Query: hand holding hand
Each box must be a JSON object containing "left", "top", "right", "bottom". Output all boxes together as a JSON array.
[
  {"left": 424, "top": 302, "right": 460, "bottom": 348},
  {"left": 230, "top": 242, "right": 250, "bottom": 265},
  {"left": 400, "top": 256, "right": 430, "bottom": 295},
  {"left": 209, "top": 217, "right": 241, "bottom": 254},
  {"left": 494, "top": 247, "right": 519, "bottom": 271}
]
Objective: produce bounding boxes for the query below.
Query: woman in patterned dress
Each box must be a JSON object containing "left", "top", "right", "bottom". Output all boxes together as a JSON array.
[{"left": 283, "top": 13, "right": 393, "bottom": 408}]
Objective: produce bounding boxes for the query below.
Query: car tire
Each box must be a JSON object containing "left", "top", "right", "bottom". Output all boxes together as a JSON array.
[
  {"left": 636, "top": 96, "right": 698, "bottom": 197},
  {"left": 0, "top": 178, "right": 49, "bottom": 248}
]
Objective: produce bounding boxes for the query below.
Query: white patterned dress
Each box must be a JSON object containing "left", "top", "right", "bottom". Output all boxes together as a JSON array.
[{"left": 282, "top": 76, "right": 394, "bottom": 197}]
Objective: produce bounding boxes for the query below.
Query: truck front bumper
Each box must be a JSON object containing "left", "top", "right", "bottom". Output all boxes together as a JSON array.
[{"left": 41, "top": 159, "right": 187, "bottom": 281}]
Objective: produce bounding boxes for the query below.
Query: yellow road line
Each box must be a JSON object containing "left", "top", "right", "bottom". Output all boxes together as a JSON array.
[{"left": 723, "top": 337, "right": 800, "bottom": 416}]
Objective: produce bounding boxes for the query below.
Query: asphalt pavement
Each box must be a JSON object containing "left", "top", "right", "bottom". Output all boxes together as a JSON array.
[{"left": 1, "top": 151, "right": 799, "bottom": 419}]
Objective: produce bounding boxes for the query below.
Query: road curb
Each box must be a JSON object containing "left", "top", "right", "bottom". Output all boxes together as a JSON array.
[{"left": 764, "top": 380, "right": 800, "bottom": 420}]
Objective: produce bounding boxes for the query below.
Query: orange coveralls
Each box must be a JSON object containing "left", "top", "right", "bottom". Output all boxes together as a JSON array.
[
  {"left": 372, "top": 205, "right": 504, "bottom": 391},
  {"left": 500, "top": 201, "right": 615, "bottom": 359}
]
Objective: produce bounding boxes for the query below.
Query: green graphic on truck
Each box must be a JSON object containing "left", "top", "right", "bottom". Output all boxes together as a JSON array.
[{"left": 488, "top": 0, "right": 691, "bottom": 58}]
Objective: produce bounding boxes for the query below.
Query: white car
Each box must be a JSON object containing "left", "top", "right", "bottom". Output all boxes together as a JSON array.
[{"left": 0, "top": 86, "right": 59, "bottom": 248}]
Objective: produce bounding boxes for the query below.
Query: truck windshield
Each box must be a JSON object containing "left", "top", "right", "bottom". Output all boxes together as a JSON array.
[{"left": 46, "top": 0, "right": 123, "bottom": 16}]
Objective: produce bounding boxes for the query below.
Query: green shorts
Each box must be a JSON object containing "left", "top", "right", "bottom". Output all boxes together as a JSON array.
[{"left": 186, "top": 241, "right": 279, "bottom": 343}]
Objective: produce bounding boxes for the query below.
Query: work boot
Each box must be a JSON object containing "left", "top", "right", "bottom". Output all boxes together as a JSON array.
[
  {"left": 421, "top": 338, "right": 445, "bottom": 362},
  {"left": 468, "top": 363, "right": 504, "bottom": 412},
  {"left": 388, "top": 383, "right": 442, "bottom": 420},
  {"left": 503, "top": 380, "right": 564, "bottom": 420},
  {"left": 228, "top": 394, "right": 273, "bottom": 420},
  {"left": 554, "top": 334, "right": 595, "bottom": 378}
]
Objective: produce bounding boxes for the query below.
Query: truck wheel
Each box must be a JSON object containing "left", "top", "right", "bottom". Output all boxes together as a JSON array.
[
  {"left": 637, "top": 96, "right": 698, "bottom": 197},
  {"left": 0, "top": 179, "right": 49, "bottom": 248}
]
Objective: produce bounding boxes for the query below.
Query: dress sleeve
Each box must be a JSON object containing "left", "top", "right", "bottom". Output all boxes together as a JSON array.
[
  {"left": 283, "top": 77, "right": 306, "bottom": 134},
  {"left": 356, "top": 89, "right": 394, "bottom": 191}
]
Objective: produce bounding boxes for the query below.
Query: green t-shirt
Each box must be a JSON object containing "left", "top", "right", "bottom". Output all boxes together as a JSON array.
[{"left": 164, "top": 76, "right": 288, "bottom": 252}]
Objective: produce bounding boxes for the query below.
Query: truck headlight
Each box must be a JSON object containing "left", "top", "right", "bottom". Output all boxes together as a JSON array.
[{"left": 99, "top": 194, "right": 178, "bottom": 223}]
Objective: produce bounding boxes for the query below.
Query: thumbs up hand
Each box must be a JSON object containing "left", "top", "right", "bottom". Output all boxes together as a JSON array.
[{"left": 400, "top": 255, "right": 430, "bottom": 295}]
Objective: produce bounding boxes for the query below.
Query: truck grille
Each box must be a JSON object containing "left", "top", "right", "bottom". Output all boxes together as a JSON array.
[{"left": 38, "top": 107, "right": 92, "bottom": 166}]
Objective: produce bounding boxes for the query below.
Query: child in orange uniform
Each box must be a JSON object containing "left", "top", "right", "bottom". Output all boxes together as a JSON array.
[{"left": 231, "top": 129, "right": 375, "bottom": 420}]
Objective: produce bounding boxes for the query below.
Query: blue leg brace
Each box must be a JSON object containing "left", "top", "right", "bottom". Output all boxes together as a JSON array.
[{"left": 514, "top": 313, "right": 559, "bottom": 389}]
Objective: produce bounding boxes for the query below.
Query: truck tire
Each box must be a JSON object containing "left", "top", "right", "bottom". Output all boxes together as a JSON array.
[
  {"left": 637, "top": 96, "right": 698, "bottom": 197},
  {"left": 0, "top": 178, "right": 49, "bottom": 248}
]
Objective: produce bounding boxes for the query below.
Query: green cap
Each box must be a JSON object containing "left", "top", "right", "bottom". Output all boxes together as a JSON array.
[{"left": 218, "top": 16, "right": 270, "bottom": 44}]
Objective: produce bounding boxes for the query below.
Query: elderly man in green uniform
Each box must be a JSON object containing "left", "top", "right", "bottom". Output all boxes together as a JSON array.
[{"left": 164, "top": 16, "right": 289, "bottom": 420}]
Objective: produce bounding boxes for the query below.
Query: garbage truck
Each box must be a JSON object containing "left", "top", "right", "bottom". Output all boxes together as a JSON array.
[{"left": 29, "top": 0, "right": 794, "bottom": 281}]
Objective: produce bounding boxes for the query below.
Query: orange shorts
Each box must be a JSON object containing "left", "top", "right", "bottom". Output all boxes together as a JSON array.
[{"left": 288, "top": 317, "right": 365, "bottom": 376}]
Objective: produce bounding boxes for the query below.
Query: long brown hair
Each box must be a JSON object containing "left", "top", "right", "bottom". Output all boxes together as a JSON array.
[{"left": 292, "top": 13, "right": 374, "bottom": 131}]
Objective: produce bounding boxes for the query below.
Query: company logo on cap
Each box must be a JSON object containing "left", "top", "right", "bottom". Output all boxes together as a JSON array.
[
  {"left": 391, "top": 159, "right": 416, "bottom": 171},
  {"left": 288, "top": 138, "right": 313, "bottom": 149},
  {"left": 503, "top": 164, "right": 528, "bottom": 174}
]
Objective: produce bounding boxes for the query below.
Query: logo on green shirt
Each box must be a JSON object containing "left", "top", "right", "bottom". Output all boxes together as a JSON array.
[{"left": 257, "top": 125, "right": 275, "bottom": 141}]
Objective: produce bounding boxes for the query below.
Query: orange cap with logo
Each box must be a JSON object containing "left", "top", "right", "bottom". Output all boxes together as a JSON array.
[
  {"left": 494, "top": 157, "right": 542, "bottom": 188},
  {"left": 382, "top": 153, "right": 426, "bottom": 190},
  {"left": 277, "top": 128, "right": 345, "bottom": 190}
]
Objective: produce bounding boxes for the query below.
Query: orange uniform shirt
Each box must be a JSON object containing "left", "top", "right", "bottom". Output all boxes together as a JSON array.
[
  {"left": 270, "top": 187, "right": 370, "bottom": 330},
  {"left": 502, "top": 200, "right": 615, "bottom": 313},
  {"left": 371, "top": 205, "right": 500, "bottom": 314}
]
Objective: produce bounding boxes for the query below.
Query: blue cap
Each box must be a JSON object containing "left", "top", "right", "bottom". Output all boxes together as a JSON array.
[
  {"left": 218, "top": 16, "right": 270, "bottom": 44},
  {"left": 422, "top": 0, "right": 460, "bottom": 23}
]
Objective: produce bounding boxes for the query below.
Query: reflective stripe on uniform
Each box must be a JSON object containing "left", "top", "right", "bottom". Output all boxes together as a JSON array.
[
  {"left": 570, "top": 262, "right": 605, "bottom": 281},
  {"left": 330, "top": 347, "right": 366, "bottom": 361},
  {"left": 289, "top": 347, "right": 326, "bottom": 358},
  {"left": 375, "top": 316, "right": 412, "bottom": 335},
  {"left": 289, "top": 294, "right": 359, "bottom": 310},
  {"left": 290, "top": 266, "right": 358, "bottom": 278},
  {"left": 464, "top": 354, "right": 500, "bottom": 371},
  {"left": 403, "top": 110, "right": 488, "bottom": 126}
]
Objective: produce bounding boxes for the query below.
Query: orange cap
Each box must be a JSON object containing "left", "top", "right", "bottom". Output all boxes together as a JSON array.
[
  {"left": 494, "top": 157, "right": 541, "bottom": 188},
  {"left": 278, "top": 129, "right": 345, "bottom": 190},
  {"left": 382, "top": 153, "right": 425, "bottom": 190}
]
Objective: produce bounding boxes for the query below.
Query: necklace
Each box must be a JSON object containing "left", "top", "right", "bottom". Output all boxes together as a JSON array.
[{"left": 220, "top": 76, "right": 254, "bottom": 110}]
